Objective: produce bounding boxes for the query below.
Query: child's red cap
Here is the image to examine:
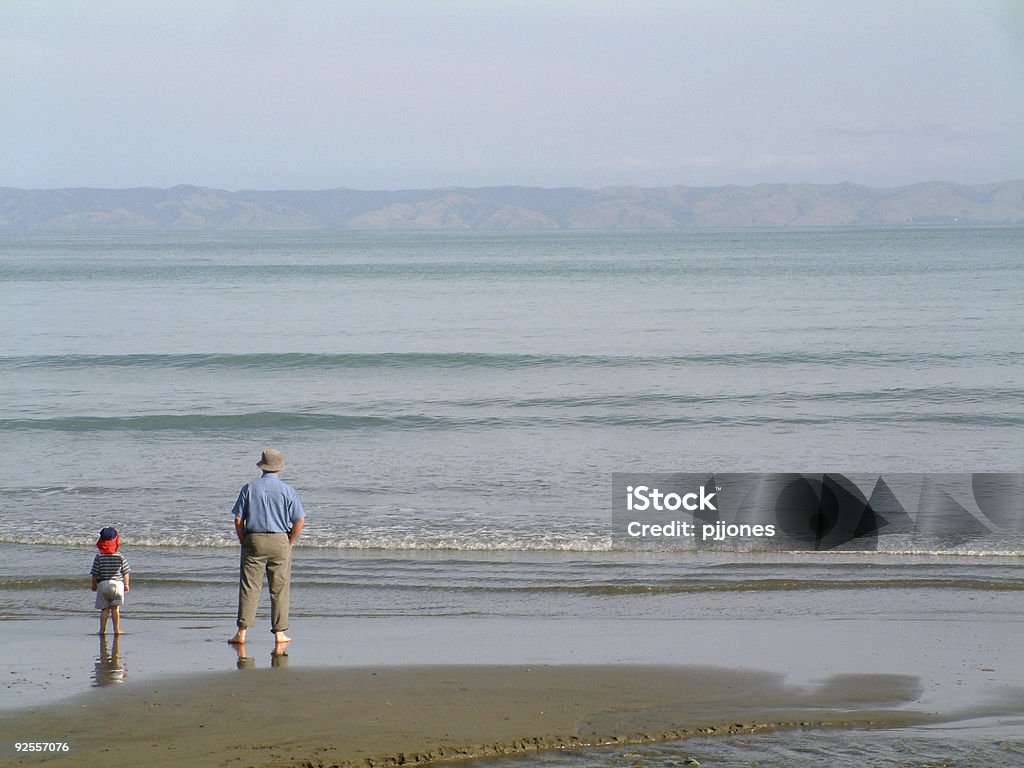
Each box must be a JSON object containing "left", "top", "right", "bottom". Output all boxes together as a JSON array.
[{"left": 97, "top": 527, "right": 120, "bottom": 554}]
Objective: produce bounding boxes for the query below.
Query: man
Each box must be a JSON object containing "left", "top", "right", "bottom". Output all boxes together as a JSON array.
[{"left": 228, "top": 448, "right": 305, "bottom": 647}]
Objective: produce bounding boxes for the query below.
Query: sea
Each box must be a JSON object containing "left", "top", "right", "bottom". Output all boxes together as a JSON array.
[{"left": 1, "top": 228, "right": 1022, "bottom": 766}]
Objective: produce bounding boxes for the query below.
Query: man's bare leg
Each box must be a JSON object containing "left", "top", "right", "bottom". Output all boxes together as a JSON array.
[
  {"left": 227, "top": 627, "right": 247, "bottom": 644},
  {"left": 274, "top": 630, "right": 291, "bottom": 644}
]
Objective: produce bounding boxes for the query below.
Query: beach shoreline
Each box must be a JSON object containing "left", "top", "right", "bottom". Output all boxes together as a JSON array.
[
  {"left": 0, "top": 664, "right": 956, "bottom": 768},
  {"left": 2, "top": 606, "right": 1021, "bottom": 768}
]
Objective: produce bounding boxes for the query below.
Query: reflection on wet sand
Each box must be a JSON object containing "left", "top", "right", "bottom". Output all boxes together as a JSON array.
[
  {"left": 231, "top": 642, "right": 254, "bottom": 669},
  {"left": 229, "top": 642, "right": 289, "bottom": 669},
  {"left": 92, "top": 634, "right": 126, "bottom": 686},
  {"left": 271, "top": 644, "right": 288, "bottom": 668}
]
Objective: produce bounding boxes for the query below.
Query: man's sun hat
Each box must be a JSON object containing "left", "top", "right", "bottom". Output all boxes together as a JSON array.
[{"left": 257, "top": 448, "right": 285, "bottom": 472}]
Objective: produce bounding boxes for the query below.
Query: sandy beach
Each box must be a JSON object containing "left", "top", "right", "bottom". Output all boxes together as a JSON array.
[
  {"left": 0, "top": 664, "right": 947, "bottom": 768},
  {"left": 3, "top": 602, "right": 1022, "bottom": 768}
]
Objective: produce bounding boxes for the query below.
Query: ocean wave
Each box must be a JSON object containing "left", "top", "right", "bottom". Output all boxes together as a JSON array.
[
  {"left": 2, "top": 409, "right": 1020, "bottom": 432},
  {"left": 0, "top": 412, "right": 455, "bottom": 432},
  {"left": 0, "top": 349, "right": 1011, "bottom": 372},
  {"left": 515, "top": 578, "right": 1024, "bottom": 593},
  {"left": 0, "top": 576, "right": 233, "bottom": 590},
  {"left": 3, "top": 574, "right": 1019, "bottom": 594},
  {"left": 1, "top": 533, "right": 1019, "bottom": 557},
  {"left": 0, "top": 533, "right": 614, "bottom": 552}
]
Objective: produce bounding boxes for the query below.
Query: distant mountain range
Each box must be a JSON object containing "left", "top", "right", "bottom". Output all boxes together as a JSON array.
[{"left": 2, "top": 181, "right": 1022, "bottom": 230}]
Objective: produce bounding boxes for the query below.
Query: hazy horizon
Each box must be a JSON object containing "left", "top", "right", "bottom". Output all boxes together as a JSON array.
[
  {"left": 3, "top": 2, "right": 1022, "bottom": 191},
  {"left": 5, "top": 178, "right": 1024, "bottom": 194}
]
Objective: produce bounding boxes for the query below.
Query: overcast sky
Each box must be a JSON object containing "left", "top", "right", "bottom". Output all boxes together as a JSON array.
[{"left": 2, "top": 1, "right": 1022, "bottom": 190}]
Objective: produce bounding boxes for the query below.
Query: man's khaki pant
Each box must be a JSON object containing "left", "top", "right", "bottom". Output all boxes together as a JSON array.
[{"left": 236, "top": 533, "right": 291, "bottom": 632}]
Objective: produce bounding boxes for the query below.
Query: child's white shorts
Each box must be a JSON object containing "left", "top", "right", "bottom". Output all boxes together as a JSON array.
[{"left": 95, "top": 579, "right": 125, "bottom": 609}]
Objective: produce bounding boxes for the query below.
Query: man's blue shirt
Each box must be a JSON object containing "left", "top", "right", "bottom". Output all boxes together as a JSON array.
[{"left": 232, "top": 473, "right": 305, "bottom": 533}]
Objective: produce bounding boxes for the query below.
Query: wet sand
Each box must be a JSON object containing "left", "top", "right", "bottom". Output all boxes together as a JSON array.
[
  {"left": 2, "top": 605, "right": 1020, "bottom": 768},
  {"left": 0, "top": 664, "right": 936, "bottom": 768}
]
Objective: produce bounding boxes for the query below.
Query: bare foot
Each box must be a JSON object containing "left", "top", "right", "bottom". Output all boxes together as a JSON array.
[
  {"left": 114, "top": 629, "right": 125, "bottom": 635},
  {"left": 274, "top": 631, "right": 292, "bottom": 644},
  {"left": 227, "top": 630, "right": 247, "bottom": 645}
]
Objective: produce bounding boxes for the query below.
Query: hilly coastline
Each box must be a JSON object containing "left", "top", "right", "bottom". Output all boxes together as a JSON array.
[{"left": 1, "top": 180, "right": 1022, "bottom": 230}]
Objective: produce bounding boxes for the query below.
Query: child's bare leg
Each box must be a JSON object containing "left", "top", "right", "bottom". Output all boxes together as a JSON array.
[
  {"left": 99, "top": 607, "right": 110, "bottom": 635},
  {"left": 111, "top": 606, "right": 123, "bottom": 635}
]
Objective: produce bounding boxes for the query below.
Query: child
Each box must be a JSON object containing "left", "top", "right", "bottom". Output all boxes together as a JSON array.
[{"left": 90, "top": 527, "right": 131, "bottom": 635}]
